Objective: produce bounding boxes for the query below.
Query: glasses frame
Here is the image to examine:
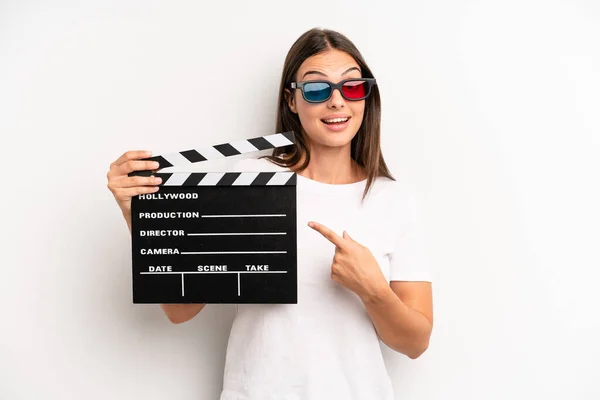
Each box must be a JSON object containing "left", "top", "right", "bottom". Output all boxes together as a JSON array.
[{"left": 290, "top": 78, "right": 377, "bottom": 103}]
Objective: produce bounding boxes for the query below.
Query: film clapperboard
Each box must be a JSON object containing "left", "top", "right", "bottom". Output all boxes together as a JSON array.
[{"left": 128, "top": 131, "right": 297, "bottom": 304}]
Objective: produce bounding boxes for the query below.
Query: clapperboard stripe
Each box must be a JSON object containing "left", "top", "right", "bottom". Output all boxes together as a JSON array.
[
  {"left": 133, "top": 131, "right": 295, "bottom": 174},
  {"left": 151, "top": 172, "right": 296, "bottom": 186}
]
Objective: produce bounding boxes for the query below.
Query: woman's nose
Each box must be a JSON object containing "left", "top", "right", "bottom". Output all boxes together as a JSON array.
[{"left": 328, "top": 88, "right": 346, "bottom": 108}]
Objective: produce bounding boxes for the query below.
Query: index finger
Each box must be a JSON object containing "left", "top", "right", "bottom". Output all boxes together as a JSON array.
[
  {"left": 112, "top": 150, "right": 153, "bottom": 167},
  {"left": 308, "top": 221, "right": 345, "bottom": 249}
]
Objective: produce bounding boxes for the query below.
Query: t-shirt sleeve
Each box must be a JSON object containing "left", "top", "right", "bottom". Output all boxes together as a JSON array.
[{"left": 388, "top": 184, "right": 432, "bottom": 282}]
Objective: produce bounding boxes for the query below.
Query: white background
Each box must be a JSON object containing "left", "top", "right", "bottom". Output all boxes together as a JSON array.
[{"left": 1, "top": 0, "right": 599, "bottom": 399}]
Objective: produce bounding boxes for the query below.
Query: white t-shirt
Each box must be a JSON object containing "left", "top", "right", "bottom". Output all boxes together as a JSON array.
[{"left": 219, "top": 156, "right": 431, "bottom": 400}]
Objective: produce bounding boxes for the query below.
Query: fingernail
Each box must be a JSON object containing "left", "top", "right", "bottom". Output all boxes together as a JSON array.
[
  {"left": 145, "top": 151, "right": 152, "bottom": 156},
  {"left": 153, "top": 177, "right": 162, "bottom": 183},
  {"left": 152, "top": 162, "right": 160, "bottom": 168}
]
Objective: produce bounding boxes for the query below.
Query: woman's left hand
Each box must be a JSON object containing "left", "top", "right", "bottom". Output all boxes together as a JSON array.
[{"left": 308, "top": 221, "right": 389, "bottom": 300}]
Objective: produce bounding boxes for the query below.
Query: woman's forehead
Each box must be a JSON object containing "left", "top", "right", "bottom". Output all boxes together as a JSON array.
[{"left": 298, "top": 50, "right": 361, "bottom": 79}]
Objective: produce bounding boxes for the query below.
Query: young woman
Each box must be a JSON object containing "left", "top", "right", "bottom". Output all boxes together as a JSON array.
[{"left": 107, "top": 27, "right": 433, "bottom": 400}]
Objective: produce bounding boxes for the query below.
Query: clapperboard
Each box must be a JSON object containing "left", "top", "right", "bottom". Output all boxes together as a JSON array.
[{"left": 128, "top": 131, "right": 297, "bottom": 304}]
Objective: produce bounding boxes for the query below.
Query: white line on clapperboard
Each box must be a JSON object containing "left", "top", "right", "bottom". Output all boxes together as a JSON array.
[
  {"left": 201, "top": 214, "right": 287, "bottom": 218},
  {"left": 141, "top": 212, "right": 289, "bottom": 296}
]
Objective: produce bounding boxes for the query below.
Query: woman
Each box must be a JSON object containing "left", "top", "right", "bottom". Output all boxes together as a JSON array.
[{"left": 107, "top": 27, "right": 433, "bottom": 400}]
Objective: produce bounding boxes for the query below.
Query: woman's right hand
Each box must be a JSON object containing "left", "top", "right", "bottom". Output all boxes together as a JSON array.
[{"left": 106, "top": 150, "right": 163, "bottom": 221}]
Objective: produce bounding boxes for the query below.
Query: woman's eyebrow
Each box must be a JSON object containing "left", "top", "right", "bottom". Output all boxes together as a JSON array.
[
  {"left": 302, "top": 70, "right": 327, "bottom": 79},
  {"left": 342, "top": 67, "right": 361, "bottom": 76},
  {"left": 302, "top": 67, "right": 361, "bottom": 79}
]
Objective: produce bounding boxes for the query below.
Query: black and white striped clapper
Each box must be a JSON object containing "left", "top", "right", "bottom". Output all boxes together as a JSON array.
[{"left": 128, "top": 131, "right": 297, "bottom": 304}]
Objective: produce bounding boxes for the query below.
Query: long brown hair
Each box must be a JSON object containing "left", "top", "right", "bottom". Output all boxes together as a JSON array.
[{"left": 261, "top": 27, "right": 395, "bottom": 200}]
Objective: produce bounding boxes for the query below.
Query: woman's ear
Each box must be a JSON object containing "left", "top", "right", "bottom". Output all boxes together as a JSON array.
[{"left": 284, "top": 89, "right": 297, "bottom": 114}]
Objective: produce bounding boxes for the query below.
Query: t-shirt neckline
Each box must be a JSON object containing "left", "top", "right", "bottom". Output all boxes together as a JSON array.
[{"left": 295, "top": 173, "right": 367, "bottom": 193}]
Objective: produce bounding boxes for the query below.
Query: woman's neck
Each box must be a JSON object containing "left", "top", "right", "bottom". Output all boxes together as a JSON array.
[{"left": 293, "top": 145, "right": 366, "bottom": 185}]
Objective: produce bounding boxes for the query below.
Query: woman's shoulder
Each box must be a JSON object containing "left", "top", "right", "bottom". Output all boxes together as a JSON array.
[
  {"left": 368, "top": 176, "right": 422, "bottom": 210},
  {"left": 380, "top": 177, "right": 419, "bottom": 195}
]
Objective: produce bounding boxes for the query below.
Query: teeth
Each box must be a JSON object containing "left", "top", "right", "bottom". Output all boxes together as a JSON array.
[{"left": 323, "top": 117, "right": 349, "bottom": 123}]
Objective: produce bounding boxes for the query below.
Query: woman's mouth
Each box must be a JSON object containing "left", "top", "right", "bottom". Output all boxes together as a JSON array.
[{"left": 321, "top": 116, "right": 351, "bottom": 132}]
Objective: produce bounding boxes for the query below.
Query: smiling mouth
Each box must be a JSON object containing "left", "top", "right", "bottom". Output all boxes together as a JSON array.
[{"left": 321, "top": 117, "right": 350, "bottom": 125}]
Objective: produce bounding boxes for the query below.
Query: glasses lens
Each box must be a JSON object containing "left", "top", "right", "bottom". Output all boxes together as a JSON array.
[
  {"left": 342, "top": 80, "right": 368, "bottom": 99},
  {"left": 303, "top": 82, "right": 331, "bottom": 102}
]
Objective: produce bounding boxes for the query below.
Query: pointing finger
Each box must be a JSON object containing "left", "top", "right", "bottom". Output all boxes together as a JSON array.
[{"left": 308, "top": 221, "right": 345, "bottom": 249}]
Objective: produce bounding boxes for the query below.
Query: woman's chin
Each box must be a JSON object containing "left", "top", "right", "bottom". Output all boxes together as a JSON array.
[{"left": 312, "top": 134, "right": 353, "bottom": 149}]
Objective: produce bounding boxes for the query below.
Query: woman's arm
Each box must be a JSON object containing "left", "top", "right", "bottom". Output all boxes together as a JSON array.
[
  {"left": 160, "top": 304, "right": 206, "bottom": 324},
  {"left": 361, "top": 281, "right": 433, "bottom": 359},
  {"left": 306, "top": 221, "right": 433, "bottom": 358}
]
